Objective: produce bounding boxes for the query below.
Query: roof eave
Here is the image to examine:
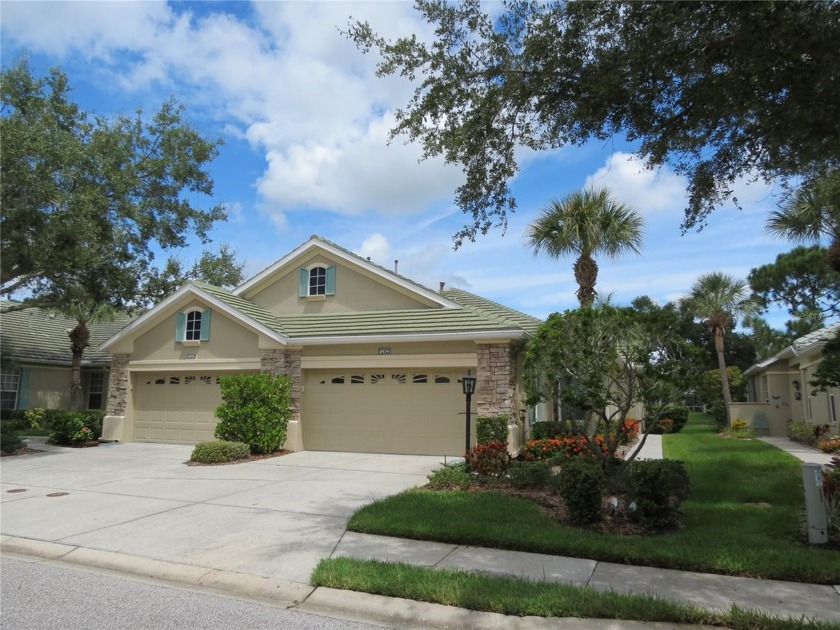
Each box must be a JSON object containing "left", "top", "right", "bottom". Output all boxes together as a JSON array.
[{"left": 289, "top": 329, "right": 528, "bottom": 346}]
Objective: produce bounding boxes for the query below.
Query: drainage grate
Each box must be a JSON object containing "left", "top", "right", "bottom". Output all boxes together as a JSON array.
[
  {"left": 46, "top": 492, "right": 69, "bottom": 497},
  {"left": 6, "top": 489, "right": 27, "bottom": 493}
]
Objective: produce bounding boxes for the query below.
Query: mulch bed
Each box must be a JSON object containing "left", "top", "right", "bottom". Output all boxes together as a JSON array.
[
  {"left": 186, "top": 449, "right": 292, "bottom": 466},
  {"left": 0, "top": 447, "right": 44, "bottom": 457}
]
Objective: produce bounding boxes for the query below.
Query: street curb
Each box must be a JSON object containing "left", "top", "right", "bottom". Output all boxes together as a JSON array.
[
  {"left": 299, "top": 587, "right": 715, "bottom": 630},
  {"left": 0, "top": 536, "right": 313, "bottom": 607},
  {"left": 2, "top": 537, "right": 717, "bottom": 630}
]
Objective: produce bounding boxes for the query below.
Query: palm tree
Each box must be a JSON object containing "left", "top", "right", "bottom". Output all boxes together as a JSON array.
[
  {"left": 526, "top": 188, "right": 644, "bottom": 306},
  {"left": 767, "top": 171, "right": 840, "bottom": 270},
  {"left": 58, "top": 301, "right": 117, "bottom": 411},
  {"left": 684, "top": 272, "right": 757, "bottom": 426}
]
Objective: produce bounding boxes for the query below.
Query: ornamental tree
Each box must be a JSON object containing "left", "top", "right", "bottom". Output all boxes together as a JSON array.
[{"left": 524, "top": 304, "right": 700, "bottom": 474}]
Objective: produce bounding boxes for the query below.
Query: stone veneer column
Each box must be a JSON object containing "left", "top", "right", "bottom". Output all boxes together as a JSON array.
[
  {"left": 475, "top": 342, "right": 516, "bottom": 417},
  {"left": 259, "top": 348, "right": 301, "bottom": 424},
  {"left": 106, "top": 353, "right": 130, "bottom": 416}
]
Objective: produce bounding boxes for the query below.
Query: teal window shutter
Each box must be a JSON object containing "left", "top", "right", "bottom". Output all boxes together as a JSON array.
[
  {"left": 299, "top": 268, "right": 309, "bottom": 297},
  {"left": 176, "top": 312, "right": 186, "bottom": 341},
  {"left": 18, "top": 368, "right": 30, "bottom": 409},
  {"left": 200, "top": 310, "right": 212, "bottom": 341},
  {"left": 326, "top": 266, "right": 336, "bottom": 295}
]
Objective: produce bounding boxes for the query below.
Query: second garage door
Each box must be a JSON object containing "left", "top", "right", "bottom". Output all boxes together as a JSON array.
[{"left": 302, "top": 368, "right": 474, "bottom": 456}]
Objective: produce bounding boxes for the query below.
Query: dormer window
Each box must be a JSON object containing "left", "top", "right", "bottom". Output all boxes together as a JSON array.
[
  {"left": 299, "top": 265, "right": 336, "bottom": 298},
  {"left": 176, "top": 308, "right": 211, "bottom": 343}
]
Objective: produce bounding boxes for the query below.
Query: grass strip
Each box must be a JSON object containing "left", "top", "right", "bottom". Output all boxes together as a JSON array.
[
  {"left": 347, "top": 414, "right": 840, "bottom": 584},
  {"left": 312, "top": 557, "right": 839, "bottom": 630}
]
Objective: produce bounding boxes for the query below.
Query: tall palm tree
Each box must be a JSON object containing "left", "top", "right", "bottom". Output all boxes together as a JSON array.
[
  {"left": 684, "top": 272, "right": 757, "bottom": 426},
  {"left": 527, "top": 188, "right": 644, "bottom": 306},
  {"left": 767, "top": 171, "right": 840, "bottom": 270},
  {"left": 58, "top": 301, "right": 117, "bottom": 411}
]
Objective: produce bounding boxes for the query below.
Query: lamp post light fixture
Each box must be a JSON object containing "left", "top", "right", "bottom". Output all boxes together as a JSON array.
[{"left": 461, "top": 371, "right": 477, "bottom": 454}]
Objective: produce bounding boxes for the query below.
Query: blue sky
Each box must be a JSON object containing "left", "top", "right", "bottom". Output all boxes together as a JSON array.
[{"left": 2, "top": 1, "right": 802, "bottom": 325}]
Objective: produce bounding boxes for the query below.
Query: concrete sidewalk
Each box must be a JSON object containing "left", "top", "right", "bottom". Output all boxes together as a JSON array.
[{"left": 760, "top": 436, "right": 837, "bottom": 466}]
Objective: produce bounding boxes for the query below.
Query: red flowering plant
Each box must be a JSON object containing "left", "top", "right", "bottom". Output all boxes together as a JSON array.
[
  {"left": 464, "top": 440, "right": 510, "bottom": 476},
  {"left": 523, "top": 436, "right": 609, "bottom": 462}
]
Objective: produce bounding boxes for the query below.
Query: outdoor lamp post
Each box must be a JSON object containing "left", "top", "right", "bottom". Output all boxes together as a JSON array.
[{"left": 461, "top": 371, "right": 477, "bottom": 453}]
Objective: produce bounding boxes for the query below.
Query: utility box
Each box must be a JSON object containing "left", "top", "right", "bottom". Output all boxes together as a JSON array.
[{"left": 802, "top": 463, "right": 828, "bottom": 545}]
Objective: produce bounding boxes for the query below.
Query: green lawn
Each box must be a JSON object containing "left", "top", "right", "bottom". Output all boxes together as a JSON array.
[
  {"left": 311, "top": 558, "right": 838, "bottom": 630},
  {"left": 347, "top": 414, "right": 840, "bottom": 584}
]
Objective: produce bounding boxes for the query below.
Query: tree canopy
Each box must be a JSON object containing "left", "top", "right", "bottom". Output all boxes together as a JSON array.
[
  {"left": 1, "top": 57, "right": 226, "bottom": 310},
  {"left": 349, "top": 0, "right": 840, "bottom": 245},
  {"left": 748, "top": 246, "right": 840, "bottom": 334}
]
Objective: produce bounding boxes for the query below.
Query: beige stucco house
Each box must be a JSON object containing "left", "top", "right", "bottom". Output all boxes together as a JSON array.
[
  {"left": 0, "top": 306, "right": 134, "bottom": 413},
  {"left": 731, "top": 323, "right": 840, "bottom": 436},
  {"left": 99, "top": 236, "right": 542, "bottom": 456}
]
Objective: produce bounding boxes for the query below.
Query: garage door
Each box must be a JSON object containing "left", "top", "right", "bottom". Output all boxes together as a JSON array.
[
  {"left": 302, "top": 368, "right": 474, "bottom": 456},
  {"left": 133, "top": 373, "right": 224, "bottom": 444}
]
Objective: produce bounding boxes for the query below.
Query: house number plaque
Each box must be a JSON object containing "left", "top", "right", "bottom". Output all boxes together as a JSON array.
[{"left": 377, "top": 348, "right": 392, "bottom": 355}]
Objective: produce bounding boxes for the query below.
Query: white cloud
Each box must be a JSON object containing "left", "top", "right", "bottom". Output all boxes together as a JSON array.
[
  {"left": 584, "top": 152, "right": 687, "bottom": 215},
  {"left": 355, "top": 233, "right": 392, "bottom": 265}
]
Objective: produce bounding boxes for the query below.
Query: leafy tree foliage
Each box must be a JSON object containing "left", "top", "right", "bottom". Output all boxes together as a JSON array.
[
  {"left": 1, "top": 57, "right": 225, "bottom": 309},
  {"left": 748, "top": 246, "right": 839, "bottom": 334},
  {"left": 142, "top": 243, "right": 246, "bottom": 305},
  {"left": 526, "top": 188, "right": 643, "bottom": 306},
  {"left": 348, "top": 1, "right": 840, "bottom": 245},
  {"left": 683, "top": 273, "right": 757, "bottom": 426},
  {"left": 811, "top": 335, "right": 840, "bottom": 394},
  {"left": 524, "top": 304, "right": 700, "bottom": 473}
]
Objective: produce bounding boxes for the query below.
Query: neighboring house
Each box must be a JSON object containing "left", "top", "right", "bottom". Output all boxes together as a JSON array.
[
  {"left": 99, "top": 236, "right": 543, "bottom": 456},
  {"left": 0, "top": 305, "right": 135, "bottom": 412},
  {"left": 732, "top": 323, "right": 840, "bottom": 436}
]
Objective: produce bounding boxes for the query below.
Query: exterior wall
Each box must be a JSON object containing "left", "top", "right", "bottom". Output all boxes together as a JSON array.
[
  {"left": 728, "top": 402, "right": 788, "bottom": 436},
  {"left": 24, "top": 366, "right": 71, "bottom": 409},
  {"left": 475, "top": 342, "right": 515, "bottom": 417},
  {"left": 260, "top": 348, "right": 303, "bottom": 450},
  {"left": 802, "top": 360, "right": 839, "bottom": 425},
  {"left": 245, "top": 255, "right": 434, "bottom": 314},
  {"left": 131, "top": 300, "right": 259, "bottom": 362}
]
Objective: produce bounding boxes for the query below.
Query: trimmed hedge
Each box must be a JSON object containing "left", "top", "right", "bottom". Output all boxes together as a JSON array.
[
  {"left": 623, "top": 459, "right": 691, "bottom": 530},
  {"left": 190, "top": 440, "right": 250, "bottom": 464},
  {"left": 476, "top": 415, "right": 508, "bottom": 444},
  {"left": 531, "top": 421, "right": 564, "bottom": 440},
  {"left": 0, "top": 425, "right": 24, "bottom": 454},
  {"left": 215, "top": 374, "right": 292, "bottom": 454},
  {"left": 554, "top": 456, "right": 606, "bottom": 525}
]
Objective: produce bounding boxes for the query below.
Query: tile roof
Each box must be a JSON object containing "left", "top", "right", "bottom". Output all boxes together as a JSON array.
[
  {"left": 792, "top": 322, "right": 840, "bottom": 354},
  {"left": 442, "top": 287, "right": 543, "bottom": 335},
  {"left": 190, "top": 281, "right": 287, "bottom": 333},
  {"left": 1, "top": 305, "right": 135, "bottom": 365}
]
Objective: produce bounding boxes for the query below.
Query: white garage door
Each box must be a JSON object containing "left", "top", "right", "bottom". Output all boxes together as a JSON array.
[
  {"left": 302, "top": 368, "right": 474, "bottom": 456},
  {"left": 133, "top": 373, "right": 224, "bottom": 444}
]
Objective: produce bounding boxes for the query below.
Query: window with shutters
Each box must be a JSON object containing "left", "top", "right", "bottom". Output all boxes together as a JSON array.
[
  {"left": 299, "top": 265, "right": 336, "bottom": 298},
  {"left": 176, "top": 308, "right": 211, "bottom": 343}
]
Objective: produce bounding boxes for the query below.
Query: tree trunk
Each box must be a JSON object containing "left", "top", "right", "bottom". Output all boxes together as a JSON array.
[
  {"left": 714, "top": 327, "right": 732, "bottom": 426},
  {"left": 573, "top": 254, "right": 598, "bottom": 307},
  {"left": 68, "top": 321, "right": 90, "bottom": 411}
]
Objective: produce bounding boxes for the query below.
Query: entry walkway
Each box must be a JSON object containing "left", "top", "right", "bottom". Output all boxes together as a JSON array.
[{"left": 759, "top": 436, "right": 837, "bottom": 466}]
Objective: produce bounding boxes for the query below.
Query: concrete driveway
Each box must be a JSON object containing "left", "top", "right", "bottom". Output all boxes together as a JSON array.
[{"left": 0, "top": 441, "right": 445, "bottom": 584}]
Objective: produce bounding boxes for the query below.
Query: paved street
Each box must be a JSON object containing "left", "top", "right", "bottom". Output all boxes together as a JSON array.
[{"left": 1, "top": 556, "right": 385, "bottom": 630}]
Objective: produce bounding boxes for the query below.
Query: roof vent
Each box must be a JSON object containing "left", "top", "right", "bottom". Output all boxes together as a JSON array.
[
  {"left": 439, "top": 281, "right": 446, "bottom": 293},
  {"left": 394, "top": 259, "right": 399, "bottom": 273}
]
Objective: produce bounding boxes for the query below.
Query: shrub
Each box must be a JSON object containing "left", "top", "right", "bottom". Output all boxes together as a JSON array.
[
  {"left": 24, "top": 408, "right": 47, "bottom": 430},
  {"left": 506, "top": 461, "right": 552, "bottom": 488},
  {"left": 190, "top": 440, "right": 250, "bottom": 464},
  {"left": 730, "top": 419, "right": 748, "bottom": 432},
  {"left": 49, "top": 410, "right": 104, "bottom": 445},
  {"left": 531, "top": 421, "right": 564, "bottom": 440},
  {"left": 215, "top": 374, "right": 292, "bottom": 454},
  {"left": 661, "top": 405, "right": 690, "bottom": 433},
  {"left": 823, "top": 458, "right": 840, "bottom": 541},
  {"left": 476, "top": 415, "right": 508, "bottom": 444},
  {"left": 818, "top": 438, "right": 840, "bottom": 454},
  {"left": 788, "top": 422, "right": 829, "bottom": 447},
  {"left": 651, "top": 417, "right": 674, "bottom": 434},
  {"left": 624, "top": 460, "right": 690, "bottom": 530},
  {"left": 616, "top": 418, "right": 641, "bottom": 445},
  {"left": 0, "top": 425, "right": 23, "bottom": 454},
  {"left": 523, "top": 436, "right": 608, "bottom": 462},
  {"left": 464, "top": 440, "right": 510, "bottom": 476},
  {"left": 554, "top": 457, "right": 606, "bottom": 525},
  {"left": 427, "top": 462, "right": 471, "bottom": 490}
]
